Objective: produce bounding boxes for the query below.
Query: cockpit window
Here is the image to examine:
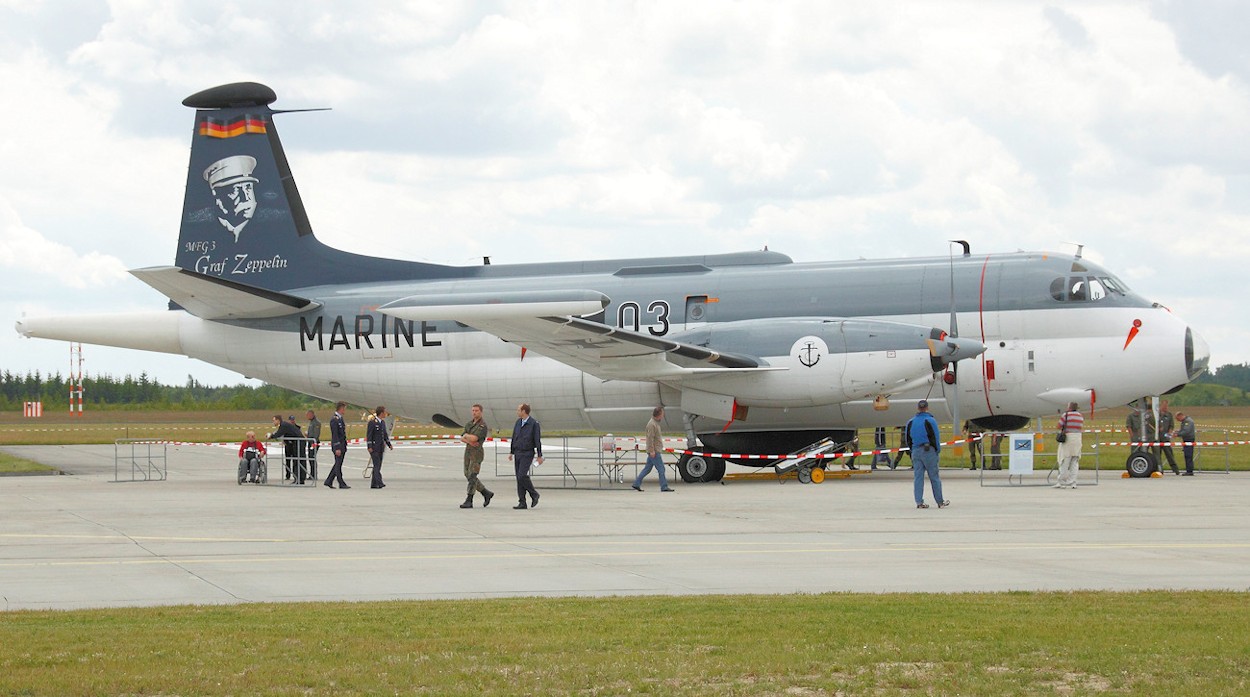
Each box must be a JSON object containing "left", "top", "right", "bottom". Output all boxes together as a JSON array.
[
  {"left": 1100, "top": 276, "right": 1128, "bottom": 294},
  {"left": 1050, "top": 276, "right": 1113, "bottom": 302}
]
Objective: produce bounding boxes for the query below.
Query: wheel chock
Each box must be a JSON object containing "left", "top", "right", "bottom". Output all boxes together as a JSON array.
[{"left": 1150, "top": 471, "right": 1163, "bottom": 478}]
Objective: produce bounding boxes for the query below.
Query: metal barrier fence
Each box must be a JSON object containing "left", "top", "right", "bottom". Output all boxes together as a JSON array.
[
  {"left": 113, "top": 439, "right": 168, "bottom": 482},
  {"left": 491, "top": 435, "right": 673, "bottom": 489},
  {"left": 257, "top": 437, "right": 319, "bottom": 487},
  {"left": 973, "top": 432, "right": 1102, "bottom": 488}
]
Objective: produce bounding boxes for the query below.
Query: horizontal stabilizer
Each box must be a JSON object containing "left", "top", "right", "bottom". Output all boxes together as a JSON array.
[{"left": 130, "top": 266, "right": 320, "bottom": 320}]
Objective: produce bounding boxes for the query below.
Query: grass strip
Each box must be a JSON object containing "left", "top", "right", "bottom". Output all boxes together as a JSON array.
[
  {"left": 1, "top": 591, "right": 1247, "bottom": 695},
  {"left": 0, "top": 450, "right": 57, "bottom": 474}
]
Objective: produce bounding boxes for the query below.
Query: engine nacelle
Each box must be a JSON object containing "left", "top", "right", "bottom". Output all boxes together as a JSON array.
[{"left": 672, "top": 318, "right": 983, "bottom": 410}]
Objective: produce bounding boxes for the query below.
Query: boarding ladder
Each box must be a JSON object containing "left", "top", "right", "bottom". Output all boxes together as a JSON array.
[{"left": 772, "top": 437, "right": 845, "bottom": 484}]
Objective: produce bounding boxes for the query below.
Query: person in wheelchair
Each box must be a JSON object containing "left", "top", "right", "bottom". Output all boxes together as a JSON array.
[{"left": 237, "top": 431, "right": 267, "bottom": 484}]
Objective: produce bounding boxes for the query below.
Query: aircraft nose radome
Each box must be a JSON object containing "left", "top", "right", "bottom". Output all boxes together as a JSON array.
[{"left": 1187, "top": 326, "right": 1210, "bottom": 381}]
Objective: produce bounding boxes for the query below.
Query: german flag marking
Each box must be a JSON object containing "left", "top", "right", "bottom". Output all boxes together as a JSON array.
[{"left": 198, "top": 115, "right": 268, "bottom": 139}]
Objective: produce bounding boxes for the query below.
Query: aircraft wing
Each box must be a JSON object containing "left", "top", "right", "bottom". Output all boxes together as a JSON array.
[
  {"left": 130, "top": 266, "right": 321, "bottom": 320},
  {"left": 379, "top": 291, "right": 772, "bottom": 381}
]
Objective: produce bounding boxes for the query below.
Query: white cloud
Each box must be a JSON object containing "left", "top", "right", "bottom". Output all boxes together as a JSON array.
[
  {"left": 0, "top": 200, "right": 127, "bottom": 288},
  {"left": 2, "top": 0, "right": 1249, "bottom": 382}
]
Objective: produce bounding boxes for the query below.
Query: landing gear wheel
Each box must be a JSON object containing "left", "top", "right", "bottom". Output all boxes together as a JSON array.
[
  {"left": 810, "top": 467, "right": 825, "bottom": 484},
  {"left": 679, "top": 454, "right": 709, "bottom": 483},
  {"left": 1125, "top": 450, "right": 1158, "bottom": 478},
  {"left": 705, "top": 459, "right": 726, "bottom": 482},
  {"left": 797, "top": 466, "right": 813, "bottom": 484}
]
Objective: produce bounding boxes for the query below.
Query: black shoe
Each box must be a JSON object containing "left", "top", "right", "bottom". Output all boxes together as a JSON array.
[
  {"left": 531, "top": 493, "right": 540, "bottom": 508},
  {"left": 514, "top": 502, "right": 528, "bottom": 509},
  {"left": 970, "top": 466, "right": 977, "bottom": 470},
  {"left": 1182, "top": 472, "right": 1194, "bottom": 476},
  {"left": 323, "top": 482, "right": 334, "bottom": 488},
  {"left": 631, "top": 484, "right": 643, "bottom": 491},
  {"left": 371, "top": 484, "right": 386, "bottom": 489},
  {"left": 483, "top": 491, "right": 494, "bottom": 507},
  {"left": 459, "top": 499, "right": 473, "bottom": 509},
  {"left": 661, "top": 488, "right": 675, "bottom": 492},
  {"left": 339, "top": 484, "right": 350, "bottom": 489}
]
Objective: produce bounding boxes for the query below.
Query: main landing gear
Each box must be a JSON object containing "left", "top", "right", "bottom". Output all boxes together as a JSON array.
[
  {"left": 677, "top": 453, "right": 726, "bottom": 483},
  {"left": 1125, "top": 449, "right": 1159, "bottom": 478}
]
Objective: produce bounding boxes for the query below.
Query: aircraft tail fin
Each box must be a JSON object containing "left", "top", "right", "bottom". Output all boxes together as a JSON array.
[{"left": 174, "top": 82, "right": 453, "bottom": 292}]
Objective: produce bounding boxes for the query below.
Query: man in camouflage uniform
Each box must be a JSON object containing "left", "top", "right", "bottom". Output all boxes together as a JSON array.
[{"left": 459, "top": 404, "right": 495, "bottom": 508}]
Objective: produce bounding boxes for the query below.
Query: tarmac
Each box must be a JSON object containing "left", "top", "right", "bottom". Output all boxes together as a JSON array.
[{"left": 1, "top": 440, "right": 1248, "bottom": 611}]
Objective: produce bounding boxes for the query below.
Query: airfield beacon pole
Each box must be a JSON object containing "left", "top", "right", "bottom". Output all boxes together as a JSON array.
[{"left": 69, "top": 342, "right": 84, "bottom": 417}]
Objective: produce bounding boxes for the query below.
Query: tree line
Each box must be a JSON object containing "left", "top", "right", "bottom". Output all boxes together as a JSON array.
[
  {"left": 0, "top": 371, "right": 309, "bottom": 411},
  {"left": 3, "top": 362, "right": 1249, "bottom": 411}
]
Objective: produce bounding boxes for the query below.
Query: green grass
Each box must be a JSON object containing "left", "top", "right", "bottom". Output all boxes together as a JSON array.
[
  {"left": 1, "top": 592, "right": 1247, "bottom": 695},
  {"left": 0, "top": 450, "right": 56, "bottom": 474}
]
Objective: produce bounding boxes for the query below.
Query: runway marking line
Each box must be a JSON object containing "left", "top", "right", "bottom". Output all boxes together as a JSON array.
[{"left": 1, "top": 540, "right": 1247, "bottom": 569}]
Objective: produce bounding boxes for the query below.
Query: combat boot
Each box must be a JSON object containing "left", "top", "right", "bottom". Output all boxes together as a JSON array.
[
  {"left": 482, "top": 490, "right": 494, "bottom": 507},
  {"left": 459, "top": 495, "right": 473, "bottom": 509}
]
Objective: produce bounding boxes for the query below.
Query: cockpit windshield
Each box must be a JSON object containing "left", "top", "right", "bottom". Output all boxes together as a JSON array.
[{"left": 1050, "top": 275, "right": 1129, "bottom": 302}]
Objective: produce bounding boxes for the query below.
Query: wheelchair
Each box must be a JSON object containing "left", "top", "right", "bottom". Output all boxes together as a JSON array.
[{"left": 238, "top": 448, "right": 268, "bottom": 485}]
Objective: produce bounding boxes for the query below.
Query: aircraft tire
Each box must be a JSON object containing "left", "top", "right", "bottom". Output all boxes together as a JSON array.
[
  {"left": 707, "top": 459, "right": 726, "bottom": 482},
  {"left": 679, "top": 454, "right": 709, "bottom": 483},
  {"left": 1125, "top": 450, "right": 1158, "bottom": 478},
  {"left": 697, "top": 458, "right": 725, "bottom": 482}
]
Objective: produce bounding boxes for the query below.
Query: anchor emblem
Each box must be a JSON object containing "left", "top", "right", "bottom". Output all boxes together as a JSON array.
[{"left": 798, "top": 341, "right": 821, "bottom": 368}]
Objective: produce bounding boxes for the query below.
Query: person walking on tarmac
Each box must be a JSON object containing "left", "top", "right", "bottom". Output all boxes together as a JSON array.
[
  {"left": 632, "top": 406, "right": 674, "bottom": 492},
  {"left": 367, "top": 406, "right": 393, "bottom": 489},
  {"left": 459, "top": 404, "right": 495, "bottom": 508},
  {"left": 908, "top": 400, "right": 948, "bottom": 509},
  {"left": 323, "top": 401, "right": 350, "bottom": 489},
  {"left": 508, "top": 403, "right": 543, "bottom": 509}
]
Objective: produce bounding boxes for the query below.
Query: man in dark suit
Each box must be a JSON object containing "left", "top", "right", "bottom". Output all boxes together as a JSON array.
[
  {"left": 366, "top": 405, "right": 392, "bottom": 489},
  {"left": 507, "top": 403, "right": 543, "bottom": 509},
  {"left": 324, "top": 401, "right": 350, "bottom": 489},
  {"left": 268, "top": 414, "right": 304, "bottom": 483}
]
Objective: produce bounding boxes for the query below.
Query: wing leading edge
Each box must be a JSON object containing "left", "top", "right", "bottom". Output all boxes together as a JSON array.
[{"left": 378, "top": 292, "right": 773, "bottom": 381}]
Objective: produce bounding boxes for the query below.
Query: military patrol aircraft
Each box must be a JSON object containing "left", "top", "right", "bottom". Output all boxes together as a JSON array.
[{"left": 15, "top": 83, "right": 1209, "bottom": 482}]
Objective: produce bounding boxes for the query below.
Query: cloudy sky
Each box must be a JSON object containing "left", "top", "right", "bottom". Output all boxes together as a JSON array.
[{"left": 2, "top": 1, "right": 1248, "bottom": 389}]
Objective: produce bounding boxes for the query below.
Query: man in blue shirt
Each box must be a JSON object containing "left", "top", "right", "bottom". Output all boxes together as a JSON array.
[{"left": 907, "top": 400, "right": 949, "bottom": 509}]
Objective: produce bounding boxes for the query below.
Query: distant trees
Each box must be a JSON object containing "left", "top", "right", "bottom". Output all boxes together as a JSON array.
[
  {"left": 1196, "top": 363, "right": 1250, "bottom": 394},
  {"left": 0, "top": 370, "right": 309, "bottom": 411},
  {"left": 4, "top": 362, "right": 1249, "bottom": 411}
]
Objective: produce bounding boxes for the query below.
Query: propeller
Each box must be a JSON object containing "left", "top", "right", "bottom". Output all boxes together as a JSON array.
[{"left": 946, "top": 241, "right": 971, "bottom": 444}]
